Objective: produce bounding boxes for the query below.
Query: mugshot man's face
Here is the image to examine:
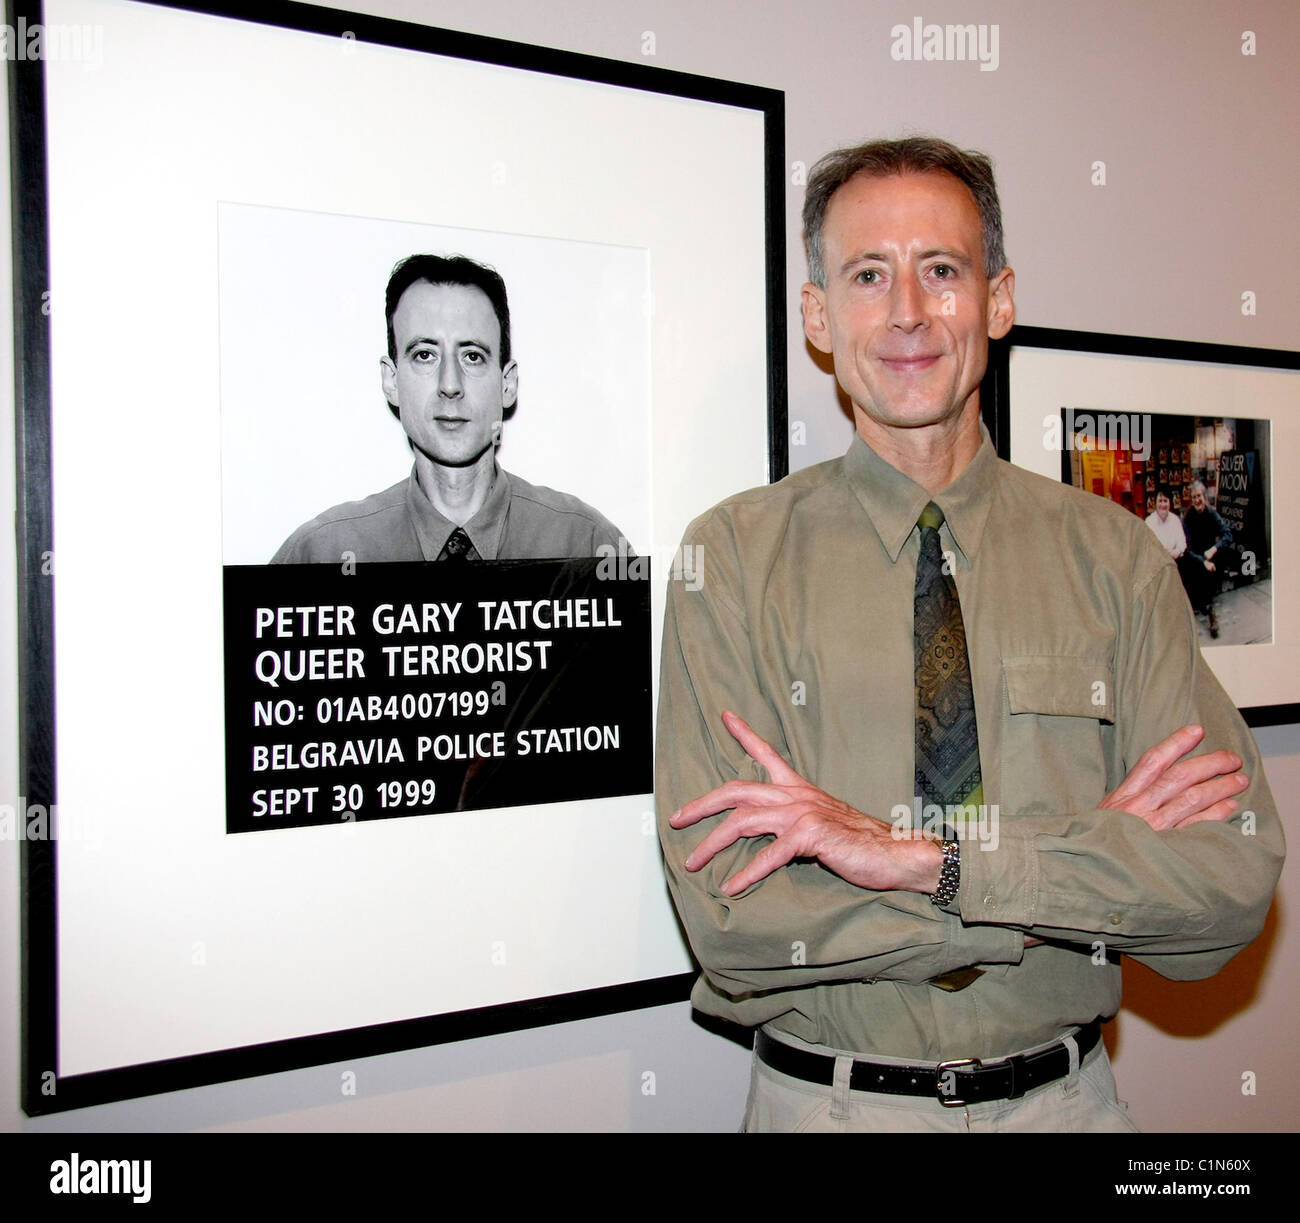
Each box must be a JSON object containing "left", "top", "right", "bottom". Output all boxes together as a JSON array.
[
  {"left": 380, "top": 281, "right": 518, "bottom": 469},
  {"left": 802, "top": 171, "right": 1014, "bottom": 438}
]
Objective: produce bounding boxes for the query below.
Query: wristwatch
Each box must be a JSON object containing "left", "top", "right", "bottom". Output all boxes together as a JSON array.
[{"left": 931, "top": 838, "right": 961, "bottom": 907}]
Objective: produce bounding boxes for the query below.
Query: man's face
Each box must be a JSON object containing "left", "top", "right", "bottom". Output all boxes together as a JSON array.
[
  {"left": 380, "top": 281, "right": 518, "bottom": 469},
  {"left": 1191, "top": 487, "right": 1206, "bottom": 512},
  {"left": 802, "top": 171, "right": 1014, "bottom": 438},
  {"left": 1156, "top": 493, "right": 1171, "bottom": 520}
]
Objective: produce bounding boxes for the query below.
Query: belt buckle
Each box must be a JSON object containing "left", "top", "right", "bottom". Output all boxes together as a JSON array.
[{"left": 935, "top": 1057, "right": 981, "bottom": 1108}]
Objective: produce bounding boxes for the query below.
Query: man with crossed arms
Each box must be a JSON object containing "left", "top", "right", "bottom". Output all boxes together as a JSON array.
[{"left": 656, "top": 137, "right": 1284, "bottom": 1132}]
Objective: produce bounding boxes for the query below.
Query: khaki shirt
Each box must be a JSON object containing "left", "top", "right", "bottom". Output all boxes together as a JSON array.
[{"left": 656, "top": 430, "right": 1284, "bottom": 1060}]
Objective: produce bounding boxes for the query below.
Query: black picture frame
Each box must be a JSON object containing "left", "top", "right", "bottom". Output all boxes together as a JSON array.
[
  {"left": 984, "top": 325, "right": 1300, "bottom": 727},
  {"left": 10, "top": 0, "right": 786, "bottom": 1114}
]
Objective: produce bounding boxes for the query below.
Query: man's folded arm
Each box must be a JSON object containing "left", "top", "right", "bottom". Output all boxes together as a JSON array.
[
  {"left": 954, "top": 560, "right": 1284, "bottom": 977},
  {"left": 656, "top": 518, "right": 1023, "bottom": 998}
]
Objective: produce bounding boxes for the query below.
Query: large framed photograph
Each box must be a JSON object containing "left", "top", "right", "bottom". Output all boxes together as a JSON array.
[
  {"left": 12, "top": 0, "right": 786, "bottom": 1112},
  {"left": 987, "top": 326, "right": 1300, "bottom": 725}
]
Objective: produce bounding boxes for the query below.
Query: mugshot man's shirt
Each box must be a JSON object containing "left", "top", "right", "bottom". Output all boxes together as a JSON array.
[
  {"left": 656, "top": 429, "right": 1283, "bottom": 1061},
  {"left": 271, "top": 463, "right": 625, "bottom": 563}
]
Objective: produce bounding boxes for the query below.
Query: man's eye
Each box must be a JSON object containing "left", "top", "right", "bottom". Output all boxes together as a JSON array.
[
  {"left": 931, "top": 264, "right": 954, "bottom": 279},
  {"left": 461, "top": 350, "right": 487, "bottom": 366},
  {"left": 856, "top": 269, "right": 881, "bottom": 285},
  {"left": 412, "top": 349, "right": 437, "bottom": 363}
]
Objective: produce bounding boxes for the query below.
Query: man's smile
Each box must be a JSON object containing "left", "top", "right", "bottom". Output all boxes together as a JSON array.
[{"left": 878, "top": 353, "right": 943, "bottom": 373}]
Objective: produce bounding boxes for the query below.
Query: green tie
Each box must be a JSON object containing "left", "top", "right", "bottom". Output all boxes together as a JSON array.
[
  {"left": 915, "top": 503, "right": 985, "bottom": 991},
  {"left": 914, "top": 502, "right": 983, "bottom": 818}
]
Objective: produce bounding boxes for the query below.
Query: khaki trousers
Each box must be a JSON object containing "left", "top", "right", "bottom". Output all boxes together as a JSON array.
[{"left": 743, "top": 1027, "right": 1140, "bottom": 1133}]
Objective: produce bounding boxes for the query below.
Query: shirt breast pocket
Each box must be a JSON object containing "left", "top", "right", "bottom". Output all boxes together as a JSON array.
[{"left": 1000, "top": 656, "right": 1115, "bottom": 818}]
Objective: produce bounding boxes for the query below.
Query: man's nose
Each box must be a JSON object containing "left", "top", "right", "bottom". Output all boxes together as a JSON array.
[
  {"left": 888, "top": 270, "right": 927, "bottom": 331},
  {"left": 438, "top": 358, "right": 464, "bottom": 397}
]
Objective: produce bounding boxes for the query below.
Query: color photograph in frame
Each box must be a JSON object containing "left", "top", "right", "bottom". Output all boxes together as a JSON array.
[{"left": 991, "top": 327, "right": 1299, "bottom": 725}]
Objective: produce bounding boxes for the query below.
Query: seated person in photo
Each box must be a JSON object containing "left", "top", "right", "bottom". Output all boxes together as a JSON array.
[
  {"left": 1144, "top": 488, "right": 1186, "bottom": 559},
  {"left": 273, "top": 254, "right": 626, "bottom": 564},
  {"left": 1177, "top": 480, "right": 1238, "bottom": 638}
]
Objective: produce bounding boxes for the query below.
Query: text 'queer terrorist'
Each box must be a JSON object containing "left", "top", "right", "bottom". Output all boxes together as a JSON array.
[{"left": 222, "top": 558, "right": 651, "bottom": 832}]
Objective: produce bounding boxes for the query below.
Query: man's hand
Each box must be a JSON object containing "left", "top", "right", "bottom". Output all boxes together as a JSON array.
[
  {"left": 668, "top": 711, "right": 941, "bottom": 897},
  {"left": 1101, "top": 724, "right": 1248, "bottom": 830}
]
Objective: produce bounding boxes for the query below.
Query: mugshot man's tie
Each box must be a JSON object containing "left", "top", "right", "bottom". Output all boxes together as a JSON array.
[
  {"left": 437, "top": 527, "right": 479, "bottom": 562},
  {"left": 914, "top": 503, "right": 983, "bottom": 814}
]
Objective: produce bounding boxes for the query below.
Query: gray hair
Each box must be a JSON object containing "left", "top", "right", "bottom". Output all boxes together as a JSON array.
[{"left": 802, "top": 136, "right": 1007, "bottom": 287}]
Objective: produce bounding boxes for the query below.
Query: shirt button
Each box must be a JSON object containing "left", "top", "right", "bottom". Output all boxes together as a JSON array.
[
  {"left": 983, "top": 892, "right": 996, "bottom": 906},
  {"left": 1108, "top": 913, "right": 1123, "bottom": 926}
]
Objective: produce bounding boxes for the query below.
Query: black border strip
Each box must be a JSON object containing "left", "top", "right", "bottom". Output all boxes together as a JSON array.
[
  {"left": 990, "top": 324, "right": 1300, "bottom": 729},
  {"left": 148, "top": 0, "right": 782, "bottom": 110},
  {"left": 28, "top": 972, "right": 696, "bottom": 1115},
  {"left": 1006, "top": 325, "right": 1300, "bottom": 372},
  {"left": 13, "top": 0, "right": 782, "bottom": 1116},
  {"left": 9, "top": 0, "right": 59, "bottom": 1120},
  {"left": 765, "top": 98, "right": 789, "bottom": 482}
]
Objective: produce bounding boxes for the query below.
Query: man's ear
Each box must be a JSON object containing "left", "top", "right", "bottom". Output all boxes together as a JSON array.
[
  {"left": 501, "top": 359, "right": 519, "bottom": 410},
  {"left": 802, "top": 283, "right": 833, "bottom": 354},
  {"left": 380, "top": 355, "right": 398, "bottom": 406},
  {"left": 986, "top": 267, "right": 1015, "bottom": 340}
]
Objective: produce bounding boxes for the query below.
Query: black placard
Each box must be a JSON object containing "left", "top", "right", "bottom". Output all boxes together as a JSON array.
[{"left": 223, "top": 558, "right": 651, "bottom": 832}]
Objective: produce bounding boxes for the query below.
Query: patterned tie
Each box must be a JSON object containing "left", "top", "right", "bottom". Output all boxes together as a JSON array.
[
  {"left": 914, "top": 503, "right": 984, "bottom": 991},
  {"left": 914, "top": 502, "right": 983, "bottom": 815},
  {"left": 437, "top": 527, "right": 478, "bottom": 562}
]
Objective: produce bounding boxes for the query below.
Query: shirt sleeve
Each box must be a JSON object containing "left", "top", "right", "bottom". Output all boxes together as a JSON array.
[
  {"left": 957, "top": 557, "right": 1284, "bottom": 978},
  {"left": 1184, "top": 510, "right": 1234, "bottom": 560},
  {"left": 1213, "top": 510, "right": 1234, "bottom": 551},
  {"left": 656, "top": 511, "right": 1024, "bottom": 1002}
]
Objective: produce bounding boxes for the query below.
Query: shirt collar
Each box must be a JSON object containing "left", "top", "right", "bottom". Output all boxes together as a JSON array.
[
  {"left": 405, "top": 461, "right": 512, "bottom": 561},
  {"left": 841, "top": 422, "right": 998, "bottom": 564}
]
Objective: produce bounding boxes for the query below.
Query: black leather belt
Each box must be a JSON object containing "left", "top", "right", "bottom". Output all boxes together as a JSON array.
[{"left": 756, "top": 1022, "right": 1101, "bottom": 1109}]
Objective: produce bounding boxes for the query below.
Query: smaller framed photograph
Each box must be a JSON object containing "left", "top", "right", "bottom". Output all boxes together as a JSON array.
[{"left": 988, "top": 326, "right": 1300, "bottom": 725}]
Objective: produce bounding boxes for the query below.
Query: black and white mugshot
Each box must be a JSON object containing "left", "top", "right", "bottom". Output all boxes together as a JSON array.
[{"left": 273, "top": 254, "right": 626, "bottom": 564}]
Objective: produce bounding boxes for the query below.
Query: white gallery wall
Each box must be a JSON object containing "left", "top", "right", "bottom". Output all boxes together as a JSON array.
[{"left": 4, "top": 0, "right": 1298, "bottom": 1131}]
